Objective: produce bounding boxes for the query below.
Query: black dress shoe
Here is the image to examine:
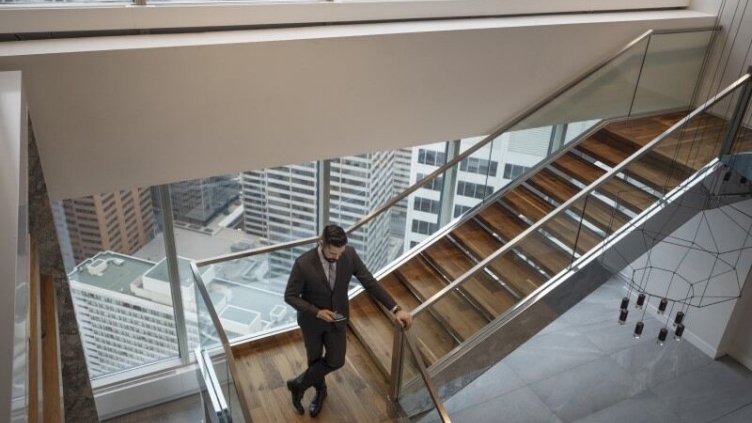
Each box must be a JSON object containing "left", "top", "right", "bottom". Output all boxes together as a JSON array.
[
  {"left": 286, "top": 377, "right": 306, "bottom": 415},
  {"left": 309, "top": 386, "right": 327, "bottom": 417}
]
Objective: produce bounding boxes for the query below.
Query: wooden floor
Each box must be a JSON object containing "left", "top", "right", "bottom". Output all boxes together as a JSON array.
[{"left": 232, "top": 330, "right": 401, "bottom": 423}]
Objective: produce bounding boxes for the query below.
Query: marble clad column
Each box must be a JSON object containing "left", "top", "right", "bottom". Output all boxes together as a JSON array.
[{"left": 27, "top": 121, "right": 99, "bottom": 422}]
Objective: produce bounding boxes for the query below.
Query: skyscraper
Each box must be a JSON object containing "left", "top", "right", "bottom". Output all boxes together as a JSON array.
[
  {"left": 242, "top": 162, "right": 319, "bottom": 275},
  {"left": 56, "top": 188, "right": 156, "bottom": 266},
  {"left": 169, "top": 175, "right": 240, "bottom": 227},
  {"left": 241, "top": 152, "right": 397, "bottom": 275},
  {"left": 404, "top": 129, "right": 553, "bottom": 249}
]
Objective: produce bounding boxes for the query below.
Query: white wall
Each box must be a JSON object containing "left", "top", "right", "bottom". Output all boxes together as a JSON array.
[
  {"left": 723, "top": 269, "right": 752, "bottom": 368},
  {"left": 691, "top": 0, "right": 752, "bottom": 108},
  {"left": 0, "top": 10, "right": 715, "bottom": 201},
  {"left": 0, "top": 71, "right": 25, "bottom": 423},
  {"left": 623, "top": 199, "right": 752, "bottom": 360}
]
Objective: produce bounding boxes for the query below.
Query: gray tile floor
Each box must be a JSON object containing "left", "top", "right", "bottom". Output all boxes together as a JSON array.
[
  {"left": 430, "top": 276, "right": 752, "bottom": 423},
  {"left": 105, "top": 276, "right": 752, "bottom": 423}
]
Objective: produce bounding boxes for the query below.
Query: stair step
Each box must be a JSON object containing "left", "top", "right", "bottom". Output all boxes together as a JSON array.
[
  {"left": 349, "top": 292, "right": 399, "bottom": 378},
  {"left": 502, "top": 185, "right": 603, "bottom": 253},
  {"left": 477, "top": 202, "right": 571, "bottom": 276},
  {"left": 396, "top": 257, "right": 488, "bottom": 341},
  {"left": 424, "top": 237, "right": 517, "bottom": 318},
  {"left": 609, "top": 113, "right": 728, "bottom": 172},
  {"left": 579, "top": 132, "right": 685, "bottom": 192},
  {"left": 452, "top": 218, "right": 543, "bottom": 297},
  {"left": 381, "top": 275, "right": 457, "bottom": 367},
  {"left": 552, "top": 152, "right": 658, "bottom": 213},
  {"left": 527, "top": 168, "right": 630, "bottom": 233}
]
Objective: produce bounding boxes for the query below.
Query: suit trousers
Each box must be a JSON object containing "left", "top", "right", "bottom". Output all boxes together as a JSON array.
[{"left": 300, "top": 321, "right": 346, "bottom": 388}]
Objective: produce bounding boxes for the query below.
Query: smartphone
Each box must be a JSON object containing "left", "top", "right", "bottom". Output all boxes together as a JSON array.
[{"left": 331, "top": 311, "right": 347, "bottom": 322}]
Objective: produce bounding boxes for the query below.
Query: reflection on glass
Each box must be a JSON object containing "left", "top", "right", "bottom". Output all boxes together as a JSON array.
[
  {"left": 632, "top": 31, "right": 715, "bottom": 115},
  {"left": 53, "top": 187, "right": 179, "bottom": 379},
  {"left": 195, "top": 244, "right": 316, "bottom": 343},
  {"left": 330, "top": 152, "right": 397, "bottom": 272}
]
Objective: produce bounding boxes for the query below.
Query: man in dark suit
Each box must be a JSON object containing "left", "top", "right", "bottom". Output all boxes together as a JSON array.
[{"left": 284, "top": 224, "right": 412, "bottom": 416}]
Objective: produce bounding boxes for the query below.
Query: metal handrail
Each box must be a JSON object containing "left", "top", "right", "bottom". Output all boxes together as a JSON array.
[
  {"left": 411, "top": 72, "right": 752, "bottom": 318},
  {"left": 194, "top": 26, "right": 717, "bottom": 269}
]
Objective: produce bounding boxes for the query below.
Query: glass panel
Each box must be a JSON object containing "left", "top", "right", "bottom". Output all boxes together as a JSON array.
[
  {"left": 513, "top": 37, "right": 650, "bottom": 131},
  {"left": 167, "top": 161, "right": 317, "bottom": 265},
  {"left": 454, "top": 136, "right": 495, "bottom": 207},
  {"left": 565, "top": 119, "right": 602, "bottom": 143},
  {"left": 195, "top": 274, "right": 221, "bottom": 351},
  {"left": 330, "top": 151, "right": 398, "bottom": 272},
  {"left": 730, "top": 90, "right": 752, "bottom": 154},
  {"left": 196, "top": 243, "right": 314, "bottom": 344},
  {"left": 397, "top": 334, "right": 430, "bottom": 418},
  {"left": 53, "top": 185, "right": 179, "bottom": 379},
  {"left": 194, "top": 272, "right": 247, "bottom": 422},
  {"left": 632, "top": 31, "right": 715, "bottom": 115},
  {"left": 403, "top": 142, "right": 449, "bottom": 249}
]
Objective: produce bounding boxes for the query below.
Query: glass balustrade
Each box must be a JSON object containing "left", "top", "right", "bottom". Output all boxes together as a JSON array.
[{"left": 194, "top": 265, "right": 248, "bottom": 423}]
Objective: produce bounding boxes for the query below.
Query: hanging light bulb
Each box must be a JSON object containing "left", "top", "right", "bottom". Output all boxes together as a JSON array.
[
  {"left": 633, "top": 321, "right": 644, "bottom": 338},
  {"left": 657, "top": 328, "right": 668, "bottom": 346},
  {"left": 619, "top": 309, "right": 628, "bottom": 325},
  {"left": 620, "top": 297, "right": 629, "bottom": 310},
  {"left": 658, "top": 298, "right": 668, "bottom": 315},
  {"left": 674, "top": 324, "right": 685, "bottom": 341},
  {"left": 636, "top": 293, "right": 646, "bottom": 309},
  {"left": 674, "top": 311, "right": 685, "bottom": 326}
]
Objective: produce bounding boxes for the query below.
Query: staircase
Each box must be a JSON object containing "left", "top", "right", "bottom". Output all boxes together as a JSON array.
[{"left": 228, "top": 109, "right": 746, "bottom": 422}]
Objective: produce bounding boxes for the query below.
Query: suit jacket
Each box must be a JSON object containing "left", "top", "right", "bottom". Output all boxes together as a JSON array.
[{"left": 284, "top": 246, "right": 396, "bottom": 330}]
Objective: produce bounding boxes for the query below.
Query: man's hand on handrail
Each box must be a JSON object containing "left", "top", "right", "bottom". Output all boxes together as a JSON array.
[{"left": 394, "top": 309, "right": 413, "bottom": 329}]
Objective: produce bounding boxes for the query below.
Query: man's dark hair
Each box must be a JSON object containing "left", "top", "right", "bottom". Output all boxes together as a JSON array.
[{"left": 321, "top": 224, "right": 348, "bottom": 247}]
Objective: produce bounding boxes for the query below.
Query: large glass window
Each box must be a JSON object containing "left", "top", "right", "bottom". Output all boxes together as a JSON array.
[
  {"left": 172, "top": 162, "right": 318, "bottom": 346},
  {"left": 52, "top": 186, "right": 178, "bottom": 379}
]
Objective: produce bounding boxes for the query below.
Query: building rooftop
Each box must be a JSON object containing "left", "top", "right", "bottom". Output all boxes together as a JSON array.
[
  {"left": 145, "top": 257, "right": 195, "bottom": 287},
  {"left": 220, "top": 305, "right": 260, "bottom": 326},
  {"left": 69, "top": 252, "right": 155, "bottom": 294}
]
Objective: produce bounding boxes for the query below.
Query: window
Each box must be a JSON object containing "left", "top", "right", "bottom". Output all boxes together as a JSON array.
[
  {"left": 416, "top": 173, "right": 443, "bottom": 191},
  {"left": 456, "top": 181, "right": 493, "bottom": 199},
  {"left": 454, "top": 204, "right": 472, "bottom": 217},
  {"left": 413, "top": 197, "right": 440, "bottom": 214},
  {"left": 412, "top": 219, "right": 438, "bottom": 235},
  {"left": 460, "top": 157, "right": 498, "bottom": 177},
  {"left": 417, "top": 149, "right": 447, "bottom": 166},
  {"left": 503, "top": 163, "right": 530, "bottom": 180}
]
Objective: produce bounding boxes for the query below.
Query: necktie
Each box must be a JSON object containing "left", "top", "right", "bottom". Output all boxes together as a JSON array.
[{"left": 328, "top": 262, "right": 336, "bottom": 290}]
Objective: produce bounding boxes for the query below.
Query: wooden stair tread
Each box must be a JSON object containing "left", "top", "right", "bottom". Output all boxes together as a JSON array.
[
  {"left": 349, "top": 292, "right": 402, "bottom": 377},
  {"left": 552, "top": 152, "right": 658, "bottom": 213},
  {"left": 581, "top": 132, "right": 686, "bottom": 192},
  {"left": 452, "top": 219, "right": 543, "bottom": 297},
  {"left": 381, "top": 275, "right": 457, "bottom": 366},
  {"left": 396, "top": 257, "right": 488, "bottom": 340},
  {"left": 478, "top": 202, "right": 571, "bottom": 276},
  {"left": 502, "top": 185, "right": 603, "bottom": 253},
  {"left": 527, "top": 168, "right": 630, "bottom": 233},
  {"left": 424, "top": 237, "right": 517, "bottom": 317}
]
